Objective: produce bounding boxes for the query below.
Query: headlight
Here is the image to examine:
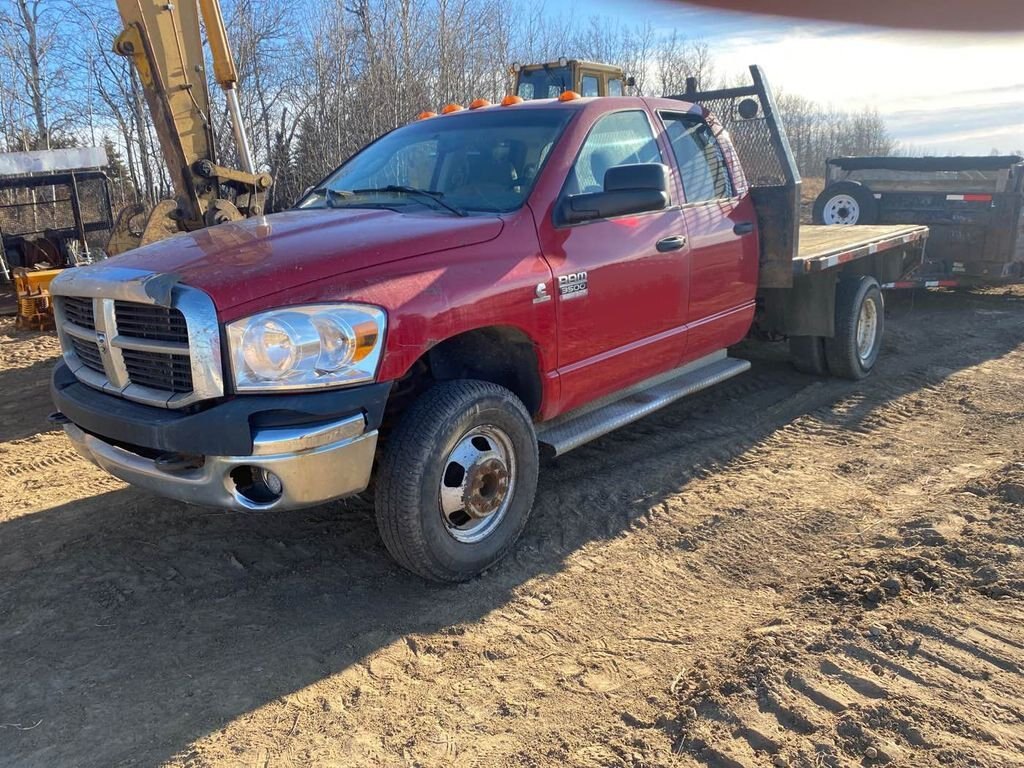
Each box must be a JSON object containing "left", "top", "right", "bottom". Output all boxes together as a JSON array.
[{"left": 227, "top": 304, "right": 386, "bottom": 391}]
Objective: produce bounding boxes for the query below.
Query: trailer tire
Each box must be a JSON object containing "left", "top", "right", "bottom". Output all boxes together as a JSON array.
[
  {"left": 813, "top": 182, "right": 878, "bottom": 225},
  {"left": 789, "top": 336, "right": 829, "bottom": 376},
  {"left": 374, "top": 380, "right": 538, "bottom": 582},
  {"left": 824, "top": 276, "right": 884, "bottom": 380}
]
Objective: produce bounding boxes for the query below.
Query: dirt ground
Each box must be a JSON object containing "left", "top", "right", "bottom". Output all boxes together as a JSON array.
[{"left": 1, "top": 286, "right": 1023, "bottom": 768}]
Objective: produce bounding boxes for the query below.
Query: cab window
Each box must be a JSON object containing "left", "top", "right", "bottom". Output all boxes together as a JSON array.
[
  {"left": 581, "top": 75, "right": 600, "bottom": 97},
  {"left": 565, "top": 110, "right": 663, "bottom": 196},
  {"left": 660, "top": 114, "right": 734, "bottom": 202},
  {"left": 608, "top": 78, "right": 623, "bottom": 97}
]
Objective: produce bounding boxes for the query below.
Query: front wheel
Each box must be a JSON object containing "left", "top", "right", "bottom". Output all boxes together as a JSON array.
[
  {"left": 374, "top": 380, "right": 539, "bottom": 582},
  {"left": 825, "top": 275, "right": 884, "bottom": 380}
]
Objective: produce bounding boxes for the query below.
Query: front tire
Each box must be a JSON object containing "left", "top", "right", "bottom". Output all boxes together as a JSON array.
[
  {"left": 824, "top": 276, "right": 884, "bottom": 380},
  {"left": 374, "top": 380, "right": 539, "bottom": 582}
]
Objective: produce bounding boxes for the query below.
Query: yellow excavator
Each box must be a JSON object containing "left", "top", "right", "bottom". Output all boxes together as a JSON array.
[
  {"left": 511, "top": 59, "right": 635, "bottom": 100},
  {"left": 107, "top": 0, "right": 271, "bottom": 255}
]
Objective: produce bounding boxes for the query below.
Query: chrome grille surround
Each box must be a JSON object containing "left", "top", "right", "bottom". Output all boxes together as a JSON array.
[{"left": 51, "top": 266, "right": 224, "bottom": 409}]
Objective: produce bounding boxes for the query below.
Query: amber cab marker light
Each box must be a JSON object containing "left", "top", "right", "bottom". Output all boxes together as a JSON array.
[
  {"left": 441, "top": 103, "right": 464, "bottom": 114},
  {"left": 469, "top": 98, "right": 491, "bottom": 109},
  {"left": 417, "top": 111, "right": 437, "bottom": 120},
  {"left": 501, "top": 95, "right": 524, "bottom": 106},
  {"left": 559, "top": 90, "right": 581, "bottom": 102}
]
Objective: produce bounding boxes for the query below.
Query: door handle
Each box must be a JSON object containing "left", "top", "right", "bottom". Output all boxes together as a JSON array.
[
  {"left": 733, "top": 221, "right": 755, "bottom": 235},
  {"left": 656, "top": 235, "right": 688, "bottom": 252}
]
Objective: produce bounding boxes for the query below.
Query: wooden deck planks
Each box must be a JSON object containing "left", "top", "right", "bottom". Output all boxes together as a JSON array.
[{"left": 795, "top": 224, "right": 929, "bottom": 273}]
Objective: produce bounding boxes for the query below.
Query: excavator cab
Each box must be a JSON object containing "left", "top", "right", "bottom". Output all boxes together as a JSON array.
[{"left": 512, "top": 59, "right": 634, "bottom": 100}]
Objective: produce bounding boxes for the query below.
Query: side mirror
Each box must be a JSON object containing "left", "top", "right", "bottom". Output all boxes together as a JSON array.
[{"left": 559, "top": 163, "right": 670, "bottom": 225}]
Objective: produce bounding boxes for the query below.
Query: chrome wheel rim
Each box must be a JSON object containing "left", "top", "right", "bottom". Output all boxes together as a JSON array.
[
  {"left": 438, "top": 425, "right": 516, "bottom": 544},
  {"left": 856, "top": 296, "right": 879, "bottom": 362},
  {"left": 823, "top": 194, "right": 860, "bottom": 225}
]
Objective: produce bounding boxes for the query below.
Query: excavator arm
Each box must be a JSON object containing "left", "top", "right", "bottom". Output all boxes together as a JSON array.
[{"left": 108, "top": 0, "right": 271, "bottom": 255}]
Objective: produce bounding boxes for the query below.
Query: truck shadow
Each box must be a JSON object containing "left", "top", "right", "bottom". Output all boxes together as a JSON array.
[{"left": 0, "top": 287, "right": 1022, "bottom": 766}]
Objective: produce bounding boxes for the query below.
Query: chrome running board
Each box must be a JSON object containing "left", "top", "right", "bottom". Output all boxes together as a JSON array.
[{"left": 537, "top": 351, "right": 751, "bottom": 456}]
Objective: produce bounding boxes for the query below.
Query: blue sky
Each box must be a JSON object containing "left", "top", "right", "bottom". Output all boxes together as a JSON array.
[{"left": 568, "top": 0, "right": 1024, "bottom": 155}]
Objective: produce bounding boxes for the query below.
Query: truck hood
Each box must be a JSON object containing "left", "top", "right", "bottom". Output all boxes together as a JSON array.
[{"left": 104, "top": 208, "right": 504, "bottom": 311}]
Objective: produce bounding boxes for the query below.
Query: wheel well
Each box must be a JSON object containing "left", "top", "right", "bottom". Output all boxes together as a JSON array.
[{"left": 388, "top": 327, "right": 544, "bottom": 422}]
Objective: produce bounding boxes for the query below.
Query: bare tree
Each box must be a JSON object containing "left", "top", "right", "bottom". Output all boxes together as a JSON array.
[{"left": 0, "top": 0, "right": 905, "bottom": 210}]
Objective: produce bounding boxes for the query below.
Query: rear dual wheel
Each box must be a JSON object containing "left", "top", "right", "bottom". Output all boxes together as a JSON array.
[
  {"left": 826, "top": 276, "right": 884, "bottom": 379},
  {"left": 789, "top": 275, "right": 884, "bottom": 380},
  {"left": 788, "top": 335, "right": 829, "bottom": 376}
]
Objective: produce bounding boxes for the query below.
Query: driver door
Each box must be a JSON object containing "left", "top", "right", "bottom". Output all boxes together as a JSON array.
[{"left": 537, "top": 109, "right": 691, "bottom": 414}]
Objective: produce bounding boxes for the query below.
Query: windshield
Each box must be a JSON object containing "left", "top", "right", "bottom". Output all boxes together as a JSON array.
[
  {"left": 516, "top": 66, "right": 573, "bottom": 100},
  {"left": 298, "top": 109, "right": 573, "bottom": 214}
]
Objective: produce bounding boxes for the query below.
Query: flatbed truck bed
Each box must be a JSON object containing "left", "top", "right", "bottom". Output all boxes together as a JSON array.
[{"left": 794, "top": 224, "right": 929, "bottom": 274}]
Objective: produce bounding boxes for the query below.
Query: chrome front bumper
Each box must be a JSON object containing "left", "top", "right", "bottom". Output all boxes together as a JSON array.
[{"left": 64, "top": 414, "right": 378, "bottom": 511}]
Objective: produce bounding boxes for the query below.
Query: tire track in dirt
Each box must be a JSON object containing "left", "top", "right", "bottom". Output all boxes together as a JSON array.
[
  {"left": 662, "top": 458, "right": 1024, "bottom": 768},
  {"left": 1, "top": 447, "right": 83, "bottom": 478}
]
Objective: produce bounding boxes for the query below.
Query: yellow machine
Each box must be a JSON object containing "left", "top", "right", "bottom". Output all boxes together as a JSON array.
[
  {"left": 11, "top": 268, "right": 61, "bottom": 330},
  {"left": 108, "top": 0, "right": 271, "bottom": 255},
  {"left": 511, "top": 58, "right": 634, "bottom": 100}
]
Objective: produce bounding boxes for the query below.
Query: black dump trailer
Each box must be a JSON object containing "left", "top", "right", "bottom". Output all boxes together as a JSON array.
[{"left": 812, "top": 155, "right": 1024, "bottom": 287}]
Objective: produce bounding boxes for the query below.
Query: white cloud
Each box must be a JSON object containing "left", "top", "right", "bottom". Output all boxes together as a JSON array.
[
  {"left": 711, "top": 26, "right": 1024, "bottom": 153},
  {"left": 585, "top": 0, "right": 1023, "bottom": 153}
]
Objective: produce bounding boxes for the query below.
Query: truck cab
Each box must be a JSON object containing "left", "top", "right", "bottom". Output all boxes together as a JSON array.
[{"left": 513, "top": 59, "right": 632, "bottom": 100}]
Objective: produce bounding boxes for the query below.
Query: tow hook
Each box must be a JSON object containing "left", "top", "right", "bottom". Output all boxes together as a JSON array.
[{"left": 48, "top": 411, "right": 72, "bottom": 425}]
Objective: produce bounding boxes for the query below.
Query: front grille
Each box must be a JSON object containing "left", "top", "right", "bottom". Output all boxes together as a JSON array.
[
  {"left": 114, "top": 301, "right": 188, "bottom": 343},
  {"left": 121, "top": 348, "right": 194, "bottom": 392},
  {"left": 54, "top": 279, "right": 221, "bottom": 408},
  {"left": 62, "top": 296, "right": 95, "bottom": 329},
  {"left": 68, "top": 335, "right": 105, "bottom": 374},
  {"left": 58, "top": 296, "right": 197, "bottom": 402}
]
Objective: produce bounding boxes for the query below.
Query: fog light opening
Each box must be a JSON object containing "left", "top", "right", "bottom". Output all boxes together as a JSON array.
[{"left": 230, "top": 465, "right": 284, "bottom": 505}]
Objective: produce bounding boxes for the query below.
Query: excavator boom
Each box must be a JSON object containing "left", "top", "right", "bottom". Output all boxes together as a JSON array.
[{"left": 109, "top": 0, "right": 270, "bottom": 254}]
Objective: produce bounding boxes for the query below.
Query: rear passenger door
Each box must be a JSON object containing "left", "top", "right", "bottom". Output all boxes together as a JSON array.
[{"left": 659, "top": 112, "right": 758, "bottom": 358}]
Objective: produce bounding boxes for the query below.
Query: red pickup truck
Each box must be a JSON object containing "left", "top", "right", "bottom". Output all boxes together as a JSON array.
[{"left": 49, "top": 68, "right": 927, "bottom": 581}]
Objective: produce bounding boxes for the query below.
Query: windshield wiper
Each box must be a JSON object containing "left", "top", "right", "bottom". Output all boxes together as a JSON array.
[
  {"left": 322, "top": 187, "right": 353, "bottom": 208},
  {"left": 308, "top": 186, "right": 399, "bottom": 212},
  {"left": 306, "top": 186, "right": 354, "bottom": 208},
  {"left": 351, "top": 185, "right": 467, "bottom": 217}
]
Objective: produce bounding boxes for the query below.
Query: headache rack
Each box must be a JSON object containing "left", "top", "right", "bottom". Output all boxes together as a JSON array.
[{"left": 667, "top": 65, "right": 802, "bottom": 289}]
